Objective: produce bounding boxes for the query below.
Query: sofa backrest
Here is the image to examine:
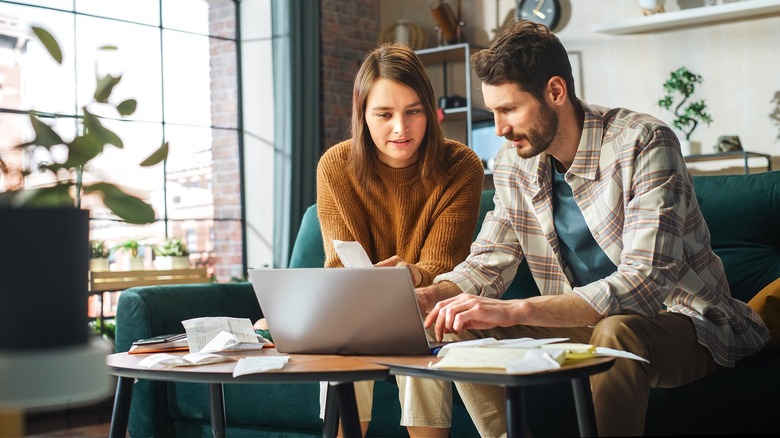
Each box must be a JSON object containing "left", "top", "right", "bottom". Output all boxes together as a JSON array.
[
  {"left": 692, "top": 171, "right": 780, "bottom": 301},
  {"left": 288, "top": 171, "right": 780, "bottom": 303}
]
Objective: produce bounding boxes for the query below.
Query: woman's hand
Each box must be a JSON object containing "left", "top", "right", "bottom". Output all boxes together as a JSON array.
[{"left": 375, "top": 255, "right": 422, "bottom": 287}]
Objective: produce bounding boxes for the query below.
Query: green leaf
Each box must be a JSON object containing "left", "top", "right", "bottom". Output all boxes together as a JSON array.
[
  {"left": 116, "top": 99, "right": 137, "bottom": 116},
  {"left": 83, "top": 110, "right": 123, "bottom": 149},
  {"left": 32, "top": 26, "right": 62, "bottom": 64},
  {"left": 85, "top": 183, "right": 155, "bottom": 224},
  {"left": 12, "top": 183, "right": 74, "bottom": 208},
  {"left": 140, "top": 141, "right": 169, "bottom": 167},
  {"left": 98, "top": 45, "right": 118, "bottom": 51},
  {"left": 94, "top": 73, "right": 122, "bottom": 103},
  {"left": 62, "top": 135, "right": 105, "bottom": 167},
  {"left": 28, "top": 112, "right": 64, "bottom": 148}
]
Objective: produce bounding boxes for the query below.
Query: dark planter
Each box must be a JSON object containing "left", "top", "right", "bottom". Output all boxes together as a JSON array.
[{"left": 0, "top": 207, "right": 90, "bottom": 349}]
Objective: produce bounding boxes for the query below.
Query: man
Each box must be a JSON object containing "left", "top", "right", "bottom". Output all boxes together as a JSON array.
[{"left": 415, "top": 20, "right": 770, "bottom": 437}]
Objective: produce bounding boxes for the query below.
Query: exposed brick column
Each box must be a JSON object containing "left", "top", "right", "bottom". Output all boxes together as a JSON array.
[
  {"left": 320, "top": 0, "right": 380, "bottom": 153},
  {"left": 208, "top": 0, "right": 242, "bottom": 281}
]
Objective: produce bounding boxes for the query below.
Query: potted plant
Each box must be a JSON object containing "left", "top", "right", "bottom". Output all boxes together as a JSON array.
[
  {"left": 89, "top": 239, "right": 111, "bottom": 272},
  {"left": 658, "top": 66, "right": 713, "bottom": 156},
  {"left": 154, "top": 238, "right": 191, "bottom": 270},
  {"left": 113, "top": 239, "right": 146, "bottom": 271},
  {"left": 0, "top": 27, "right": 167, "bottom": 350}
]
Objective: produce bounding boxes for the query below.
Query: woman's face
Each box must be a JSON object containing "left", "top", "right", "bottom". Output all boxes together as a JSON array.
[{"left": 364, "top": 78, "right": 427, "bottom": 168}]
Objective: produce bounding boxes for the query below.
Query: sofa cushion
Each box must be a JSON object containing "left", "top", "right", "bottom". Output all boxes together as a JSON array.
[
  {"left": 693, "top": 172, "right": 780, "bottom": 302},
  {"left": 748, "top": 277, "right": 780, "bottom": 351}
]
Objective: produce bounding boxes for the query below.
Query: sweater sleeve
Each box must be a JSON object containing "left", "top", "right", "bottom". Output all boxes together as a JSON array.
[
  {"left": 413, "top": 142, "right": 485, "bottom": 286},
  {"left": 316, "top": 142, "right": 353, "bottom": 268}
]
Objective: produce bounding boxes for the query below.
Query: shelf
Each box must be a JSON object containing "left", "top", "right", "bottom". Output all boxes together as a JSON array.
[
  {"left": 592, "top": 0, "right": 780, "bottom": 35},
  {"left": 683, "top": 150, "right": 772, "bottom": 174}
]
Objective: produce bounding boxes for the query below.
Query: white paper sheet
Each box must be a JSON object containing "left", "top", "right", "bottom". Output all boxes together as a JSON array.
[
  {"left": 181, "top": 316, "right": 271, "bottom": 353},
  {"left": 232, "top": 356, "right": 290, "bottom": 377},
  {"left": 333, "top": 240, "right": 373, "bottom": 268}
]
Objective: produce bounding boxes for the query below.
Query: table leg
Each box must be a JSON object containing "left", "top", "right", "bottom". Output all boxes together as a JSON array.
[
  {"left": 208, "top": 383, "right": 226, "bottom": 438},
  {"left": 505, "top": 386, "right": 526, "bottom": 438},
  {"left": 331, "top": 382, "right": 362, "bottom": 438},
  {"left": 571, "top": 377, "right": 597, "bottom": 437},
  {"left": 109, "top": 376, "right": 134, "bottom": 438},
  {"left": 323, "top": 383, "right": 340, "bottom": 438}
]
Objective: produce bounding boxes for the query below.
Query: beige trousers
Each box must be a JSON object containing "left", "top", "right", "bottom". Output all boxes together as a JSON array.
[
  {"left": 319, "top": 377, "right": 452, "bottom": 427},
  {"left": 453, "top": 313, "right": 719, "bottom": 437}
]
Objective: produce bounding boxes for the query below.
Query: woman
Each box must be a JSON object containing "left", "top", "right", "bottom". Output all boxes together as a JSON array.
[{"left": 317, "top": 42, "right": 484, "bottom": 437}]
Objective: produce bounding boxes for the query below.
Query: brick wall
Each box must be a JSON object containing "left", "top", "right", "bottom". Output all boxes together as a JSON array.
[
  {"left": 320, "top": 0, "right": 381, "bottom": 153},
  {"left": 208, "top": 0, "right": 243, "bottom": 281}
]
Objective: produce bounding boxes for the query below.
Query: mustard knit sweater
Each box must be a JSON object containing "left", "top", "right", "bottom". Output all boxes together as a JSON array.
[{"left": 316, "top": 139, "right": 484, "bottom": 286}]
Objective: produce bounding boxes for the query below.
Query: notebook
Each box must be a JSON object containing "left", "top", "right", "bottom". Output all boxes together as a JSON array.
[{"left": 248, "top": 266, "right": 441, "bottom": 355}]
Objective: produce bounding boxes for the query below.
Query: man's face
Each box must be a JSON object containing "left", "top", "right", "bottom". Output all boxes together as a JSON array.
[{"left": 482, "top": 82, "right": 558, "bottom": 159}]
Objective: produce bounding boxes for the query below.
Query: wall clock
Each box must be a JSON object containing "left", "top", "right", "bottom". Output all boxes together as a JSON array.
[{"left": 516, "top": 0, "right": 564, "bottom": 31}]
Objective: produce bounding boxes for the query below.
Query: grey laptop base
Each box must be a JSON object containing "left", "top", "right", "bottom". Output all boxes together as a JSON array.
[{"left": 248, "top": 266, "right": 438, "bottom": 355}]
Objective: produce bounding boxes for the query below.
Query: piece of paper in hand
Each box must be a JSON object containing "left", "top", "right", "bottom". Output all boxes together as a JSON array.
[
  {"left": 333, "top": 240, "right": 373, "bottom": 268},
  {"left": 233, "top": 356, "right": 290, "bottom": 377}
]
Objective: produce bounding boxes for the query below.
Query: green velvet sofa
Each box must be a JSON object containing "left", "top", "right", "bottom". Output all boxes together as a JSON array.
[{"left": 115, "top": 171, "right": 780, "bottom": 437}]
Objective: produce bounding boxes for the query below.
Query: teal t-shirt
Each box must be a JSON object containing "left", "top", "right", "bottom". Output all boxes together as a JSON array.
[{"left": 552, "top": 166, "right": 617, "bottom": 286}]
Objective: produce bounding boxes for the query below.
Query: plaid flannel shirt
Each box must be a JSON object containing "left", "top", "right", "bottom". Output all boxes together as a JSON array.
[{"left": 436, "top": 101, "right": 769, "bottom": 367}]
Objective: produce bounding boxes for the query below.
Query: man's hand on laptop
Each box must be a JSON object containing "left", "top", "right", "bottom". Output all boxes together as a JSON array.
[
  {"left": 415, "top": 280, "right": 462, "bottom": 315},
  {"left": 375, "top": 255, "right": 422, "bottom": 287}
]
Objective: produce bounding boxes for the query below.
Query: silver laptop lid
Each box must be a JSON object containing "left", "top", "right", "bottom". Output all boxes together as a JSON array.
[{"left": 248, "top": 266, "right": 432, "bottom": 355}]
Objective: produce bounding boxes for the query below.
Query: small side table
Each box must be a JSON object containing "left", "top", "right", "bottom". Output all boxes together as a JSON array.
[
  {"left": 106, "top": 350, "right": 389, "bottom": 438},
  {"left": 684, "top": 150, "right": 772, "bottom": 174},
  {"left": 366, "top": 355, "right": 615, "bottom": 438}
]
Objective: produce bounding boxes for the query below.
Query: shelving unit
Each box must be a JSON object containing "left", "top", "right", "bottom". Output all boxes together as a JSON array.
[
  {"left": 684, "top": 150, "right": 772, "bottom": 174},
  {"left": 415, "top": 43, "right": 491, "bottom": 148},
  {"left": 593, "top": 0, "right": 780, "bottom": 35}
]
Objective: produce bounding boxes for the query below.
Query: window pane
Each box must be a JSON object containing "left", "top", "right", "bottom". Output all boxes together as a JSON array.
[
  {"left": 75, "top": 15, "right": 162, "bottom": 122},
  {"left": 85, "top": 119, "right": 165, "bottom": 220},
  {"left": 163, "top": 124, "right": 214, "bottom": 221},
  {"left": 75, "top": 0, "right": 159, "bottom": 27},
  {"left": 0, "top": 4, "right": 76, "bottom": 115},
  {"left": 161, "top": 30, "right": 213, "bottom": 126},
  {"left": 88, "top": 220, "right": 166, "bottom": 271},
  {"left": 161, "top": 0, "right": 213, "bottom": 36}
]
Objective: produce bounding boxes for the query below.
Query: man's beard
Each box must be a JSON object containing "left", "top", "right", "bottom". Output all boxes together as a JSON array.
[{"left": 506, "top": 101, "right": 559, "bottom": 159}]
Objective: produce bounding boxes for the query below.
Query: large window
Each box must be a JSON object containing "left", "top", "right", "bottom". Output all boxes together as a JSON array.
[{"left": 0, "top": 0, "right": 247, "bottom": 281}]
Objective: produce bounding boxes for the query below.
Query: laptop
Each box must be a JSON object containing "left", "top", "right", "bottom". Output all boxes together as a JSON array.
[{"left": 248, "top": 266, "right": 441, "bottom": 355}]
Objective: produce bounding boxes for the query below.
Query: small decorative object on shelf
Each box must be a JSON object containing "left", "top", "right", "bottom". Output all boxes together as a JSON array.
[
  {"left": 771, "top": 91, "right": 780, "bottom": 143},
  {"left": 715, "top": 135, "right": 743, "bottom": 153},
  {"left": 114, "top": 238, "right": 145, "bottom": 271},
  {"left": 639, "top": 0, "right": 666, "bottom": 15},
  {"left": 431, "top": 0, "right": 465, "bottom": 45},
  {"left": 89, "top": 239, "right": 111, "bottom": 272},
  {"left": 378, "top": 20, "right": 426, "bottom": 50},
  {"left": 154, "top": 238, "right": 191, "bottom": 270},
  {"left": 658, "top": 66, "right": 713, "bottom": 156}
]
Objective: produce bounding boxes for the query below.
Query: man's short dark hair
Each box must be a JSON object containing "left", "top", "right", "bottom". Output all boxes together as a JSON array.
[{"left": 471, "top": 20, "right": 576, "bottom": 103}]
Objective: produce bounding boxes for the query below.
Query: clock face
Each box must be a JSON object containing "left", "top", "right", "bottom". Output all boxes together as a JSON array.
[{"left": 516, "top": 0, "right": 561, "bottom": 31}]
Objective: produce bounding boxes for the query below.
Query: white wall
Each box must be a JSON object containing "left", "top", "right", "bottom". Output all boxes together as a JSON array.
[{"left": 380, "top": 0, "right": 780, "bottom": 166}]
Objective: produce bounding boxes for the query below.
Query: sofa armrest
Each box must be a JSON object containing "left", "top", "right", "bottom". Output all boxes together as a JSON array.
[{"left": 115, "top": 282, "right": 261, "bottom": 354}]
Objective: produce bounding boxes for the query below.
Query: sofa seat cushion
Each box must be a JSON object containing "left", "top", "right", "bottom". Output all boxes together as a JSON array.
[{"left": 748, "top": 277, "right": 780, "bottom": 351}]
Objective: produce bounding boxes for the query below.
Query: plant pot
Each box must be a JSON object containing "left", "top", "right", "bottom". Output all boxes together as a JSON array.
[
  {"left": 156, "top": 256, "right": 190, "bottom": 270},
  {"left": 90, "top": 258, "right": 110, "bottom": 272},
  {"left": 679, "top": 139, "right": 701, "bottom": 157},
  {"left": 0, "top": 207, "right": 89, "bottom": 349},
  {"left": 120, "top": 257, "right": 144, "bottom": 271}
]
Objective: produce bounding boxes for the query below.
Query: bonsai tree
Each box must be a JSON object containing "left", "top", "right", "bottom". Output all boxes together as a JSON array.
[
  {"left": 154, "top": 238, "right": 190, "bottom": 257},
  {"left": 89, "top": 239, "right": 110, "bottom": 259},
  {"left": 658, "top": 66, "right": 713, "bottom": 141},
  {"left": 0, "top": 26, "right": 168, "bottom": 224}
]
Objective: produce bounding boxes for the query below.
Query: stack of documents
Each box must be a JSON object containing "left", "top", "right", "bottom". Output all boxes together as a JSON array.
[{"left": 431, "top": 338, "right": 648, "bottom": 373}]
